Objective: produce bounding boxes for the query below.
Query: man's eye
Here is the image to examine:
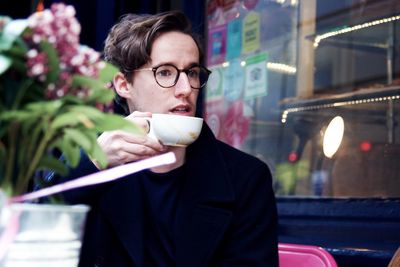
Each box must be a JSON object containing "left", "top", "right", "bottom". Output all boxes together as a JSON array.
[
  {"left": 157, "top": 69, "right": 172, "bottom": 77},
  {"left": 187, "top": 69, "right": 200, "bottom": 78}
]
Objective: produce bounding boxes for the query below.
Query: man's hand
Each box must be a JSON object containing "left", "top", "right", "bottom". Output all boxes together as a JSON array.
[{"left": 95, "top": 111, "right": 166, "bottom": 168}]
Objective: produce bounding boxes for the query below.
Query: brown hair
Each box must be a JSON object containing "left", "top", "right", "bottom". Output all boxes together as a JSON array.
[{"left": 104, "top": 10, "right": 203, "bottom": 115}]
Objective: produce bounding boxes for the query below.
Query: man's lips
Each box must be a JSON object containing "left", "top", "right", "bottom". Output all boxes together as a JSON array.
[{"left": 170, "top": 105, "right": 192, "bottom": 114}]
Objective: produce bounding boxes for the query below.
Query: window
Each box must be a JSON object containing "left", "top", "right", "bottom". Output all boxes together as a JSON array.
[{"left": 205, "top": 0, "right": 400, "bottom": 197}]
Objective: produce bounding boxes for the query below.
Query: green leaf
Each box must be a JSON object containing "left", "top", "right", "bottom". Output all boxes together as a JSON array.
[
  {"left": 60, "top": 95, "right": 84, "bottom": 105},
  {"left": 69, "top": 130, "right": 101, "bottom": 158},
  {"left": 11, "top": 78, "right": 34, "bottom": 109},
  {"left": 55, "top": 138, "right": 81, "bottom": 168},
  {"left": 70, "top": 105, "right": 104, "bottom": 117},
  {"left": 37, "top": 155, "right": 69, "bottom": 176},
  {"left": 98, "top": 62, "right": 119, "bottom": 83},
  {"left": 21, "top": 115, "right": 42, "bottom": 135},
  {"left": 64, "top": 128, "right": 92, "bottom": 151},
  {"left": 93, "top": 113, "right": 143, "bottom": 134},
  {"left": 26, "top": 100, "right": 63, "bottom": 113},
  {"left": 0, "top": 54, "right": 12, "bottom": 75},
  {"left": 0, "top": 110, "right": 33, "bottom": 121},
  {"left": 50, "top": 112, "right": 81, "bottom": 129},
  {"left": 39, "top": 40, "right": 60, "bottom": 85},
  {"left": 86, "top": 88, "right": 115, "bottom": 103},
  {"left": 87, "top": 141, "right": 108, "bottom": 169},
  {"left": 52, "top": 106, "right": 105, "bottom": 130},
  {"left": 50, "top": 113, "right": 80, "bottom": 129},
  {"left": 7, "top": 44, "right": 28, "bottom": 58},
  {"left": 9, "top": 56, "right": 27, "bottom": 74},
  {"left": 3, "top": 19, "right": 28, "bottom": 37},
  {"left": 80, "top": 130, "right": 99, "bottom": 153},
  {"left": 0, "top": 19, "right": 27, "bottom": 50},
  {"left": 72, "top": 75, "right": 106, "bottom": 90}
]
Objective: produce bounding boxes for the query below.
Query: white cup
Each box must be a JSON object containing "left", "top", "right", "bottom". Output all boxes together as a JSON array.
[{"left": 147, "top": 114, "right": 203, "bottom": 147}]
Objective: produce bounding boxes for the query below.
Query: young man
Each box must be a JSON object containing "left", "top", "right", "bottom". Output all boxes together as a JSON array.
[{"left": 55, "top": 11, "right": 278, "bottom": 267}]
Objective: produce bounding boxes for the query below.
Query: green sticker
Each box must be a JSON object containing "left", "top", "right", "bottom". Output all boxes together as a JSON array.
[
  {"left": 244, "top": 53, "right": 268, "bottom": 100},
  {"left": 206, "top": 66, "right": 224, "bottom": 100}
]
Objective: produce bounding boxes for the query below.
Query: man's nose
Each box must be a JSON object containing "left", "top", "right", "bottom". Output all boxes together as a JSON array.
[{"left": 174, "top": 72, "right": 192, "bottom": 96}]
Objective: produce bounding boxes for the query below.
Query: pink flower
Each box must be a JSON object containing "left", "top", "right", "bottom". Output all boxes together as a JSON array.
[
  {"left": 24, "top": 3, "right": 106, "bottom": 101},
  {"left": 26, "top": 49, "right": 49, "bottom": 80}
]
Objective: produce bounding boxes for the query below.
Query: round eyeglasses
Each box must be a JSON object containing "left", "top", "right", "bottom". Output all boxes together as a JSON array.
[{"left": 134, "top": 64, "right": 212, "bottom": 89}]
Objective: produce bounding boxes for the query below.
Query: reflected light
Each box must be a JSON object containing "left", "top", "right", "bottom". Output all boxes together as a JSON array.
[
  {"left": 221, "top": 61, "right": 230, "bottom": 68},
  {"left": 288, "top": 151, "right": 298, "bottom": 162},
  {"left": 267, "top": 62, "right": 297, "bottom": 74},
  {"left": 323, "top": 116, "right": 344, "bottom": 158},
  {"left": 280, "top": 95, "right": 400, "bottom": 123},
  {"left": 360, "top": 141, "right": 372, "bottom": 152},
  {"left": 314, "top": 14, "right": 400, "bottom": 47}
]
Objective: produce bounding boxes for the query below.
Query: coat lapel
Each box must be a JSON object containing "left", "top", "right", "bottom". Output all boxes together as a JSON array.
[
  {"left": 175, "top": 125, "right": 235, "bottom": 267},
  {"left": 100, "top": 174, "right": 146, "bottom": 266}
]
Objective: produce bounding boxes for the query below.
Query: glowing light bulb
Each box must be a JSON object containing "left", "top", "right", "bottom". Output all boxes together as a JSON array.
[{"left": 323, "top": 116, "right": 344, "bottom": 158}]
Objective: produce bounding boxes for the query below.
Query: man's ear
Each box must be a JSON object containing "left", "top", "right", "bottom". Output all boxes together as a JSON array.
[{"left": 113, "top": 72, "right": 132, "bottom": 99}]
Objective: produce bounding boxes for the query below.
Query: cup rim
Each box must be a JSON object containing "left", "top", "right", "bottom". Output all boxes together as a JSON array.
[{"left": 152, "top": 113, "right": 204, "bottom": 121}]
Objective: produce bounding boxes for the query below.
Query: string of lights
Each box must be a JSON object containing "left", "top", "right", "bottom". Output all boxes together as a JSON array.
[
  {"left": 218, "top": 60, "right": 297, "bottom": 75},
  {"left": 314, "top": 14, "right": 400, "bottom": 48},
  {"left": 281, "top": 94, "right": 400, "bottom": 123}
]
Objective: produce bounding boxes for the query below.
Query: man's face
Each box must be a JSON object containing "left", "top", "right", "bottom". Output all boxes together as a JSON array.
[{"left": 125, "top": 31, "right": 200, "bottom": 117}]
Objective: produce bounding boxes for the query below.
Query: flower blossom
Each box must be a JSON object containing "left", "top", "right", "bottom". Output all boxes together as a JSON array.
[
  {"left": 25, "top": 3, "right": 105, "bottom": 101},
  {"left": 26, "top": 49, "right": 48, "bottom": 81}
]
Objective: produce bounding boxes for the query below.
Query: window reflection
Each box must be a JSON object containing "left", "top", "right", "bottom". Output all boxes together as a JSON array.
[{"left": 205, "top": 0, "right": 400, "bottom": 197}]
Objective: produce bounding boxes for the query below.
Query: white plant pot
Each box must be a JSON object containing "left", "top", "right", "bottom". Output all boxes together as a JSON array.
[{"left": 0, "top": 203, "right": 89, "bottom": 267}]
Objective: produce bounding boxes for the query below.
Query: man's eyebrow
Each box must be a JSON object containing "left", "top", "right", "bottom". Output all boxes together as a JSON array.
[{"left": 151, "top": 62, "right": 201, "bottom": 69}]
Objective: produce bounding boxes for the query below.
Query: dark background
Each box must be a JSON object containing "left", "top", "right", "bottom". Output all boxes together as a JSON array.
[{"left": 0, "top": 0, "right": 206, "bottom": 51}]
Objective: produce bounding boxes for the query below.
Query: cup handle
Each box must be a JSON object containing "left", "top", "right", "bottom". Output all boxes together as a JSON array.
[{"left": 146, "top": 118, "right": 157, "bottom": 140}]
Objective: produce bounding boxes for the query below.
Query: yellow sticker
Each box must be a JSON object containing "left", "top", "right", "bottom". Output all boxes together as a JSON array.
[{"left": 242, "top": 11, "right": 260, "bottom": 54}]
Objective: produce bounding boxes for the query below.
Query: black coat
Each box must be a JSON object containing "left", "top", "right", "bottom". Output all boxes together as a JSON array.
[{"left": 56, "top": 124, "right": 278, "bottom": 267}]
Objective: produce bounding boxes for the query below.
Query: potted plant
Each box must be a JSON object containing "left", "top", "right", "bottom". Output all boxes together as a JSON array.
[
  {"left": 0, "top": 3, "right": 141, "bottom": 197},
  {"left": 0, "top": 3, "right": 141, "bottom": 265}
]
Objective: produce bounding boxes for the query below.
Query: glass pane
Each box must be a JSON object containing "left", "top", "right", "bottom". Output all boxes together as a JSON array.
[{"left": 205, "top": 0, "right": 400, "bottom": 197}]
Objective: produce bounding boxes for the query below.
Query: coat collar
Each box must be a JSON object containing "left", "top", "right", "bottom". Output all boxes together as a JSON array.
[{"left": 100, "top": 124, "right": 235, "bottom": 267}]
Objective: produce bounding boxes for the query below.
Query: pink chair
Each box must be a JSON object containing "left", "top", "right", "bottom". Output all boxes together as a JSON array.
[{"left": 279, "top": 243, "right": 338, "bottom": 267}]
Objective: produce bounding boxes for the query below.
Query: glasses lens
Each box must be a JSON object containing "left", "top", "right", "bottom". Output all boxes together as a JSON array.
[
  {"left": 154, "top": 65, "right": 178, "bottom": 88},
  {"left": 187, "top": 66, "right": 210, "bottom": 89},
  {"left": 154, "top": 65, "right": 211, "bottom": 89}
]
